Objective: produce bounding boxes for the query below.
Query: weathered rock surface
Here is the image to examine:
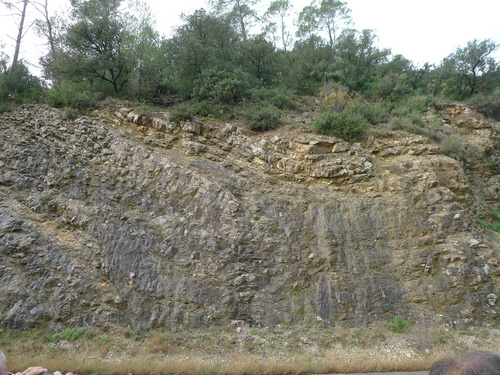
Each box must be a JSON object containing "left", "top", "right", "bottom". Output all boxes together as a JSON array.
[{"left": 0, "top": 103, "right": 499, "bottom": 331}]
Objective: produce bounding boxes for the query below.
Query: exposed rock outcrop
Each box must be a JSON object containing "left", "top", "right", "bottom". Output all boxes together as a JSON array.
[{"left": 0, "top": 103, "right": 499, "bottom": 331}]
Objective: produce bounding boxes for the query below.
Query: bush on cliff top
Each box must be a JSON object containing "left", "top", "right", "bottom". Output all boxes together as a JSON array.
[
  {"left": 314, "top": 112, "right": 369, "bottom": 142},
  {"left": 245, "top": 105, "right": 281, "bottom": 131}
]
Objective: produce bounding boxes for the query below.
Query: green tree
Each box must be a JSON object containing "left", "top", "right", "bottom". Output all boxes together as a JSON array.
[
  {"left": 440, "top": 38, "right": 498, "bottom": 98},
  {"left": 288, "top": 35, "right": 330, "bottom": 94},
  {"left": 296, "top": 0, "right": 351, "bottom": 48},
  {"left": 241, "top": 36, "right": 278, "bottom": 86},
  {"left": 317, "top": 0, "right": 351, "bottom": 48},
  {"left": 0, "top": 43, "right": 44, "bottom": 104},
  {"left": 192, "top": 67, "right": 251, "bottom": 104},
  {"left": 0, "top": 51, "right": 8, "bottom": 73},
  {"left": 167, "top": 9, "right": 240, "bottom": 98},
  {"left": 0, "top": 60, "right": 45, "bottom": 103},
  {"left": 135, "top": 33, "right": 171, "bottom": 99},
  {"left": 45, "top": 0, "right": 134, "bottom": 94},
  {"left": 296, "top": 5, "right": 319, "bottom": 41},
  {"left": 209, "top": 0, "right": 260, "bottom": 42},
  {"left": 372, "top": 54, "right": 419, "bottom": 101},
  {"left": 126, "top": 1, "right": 163, "bottom": 99},
  {"left": 264, "top": 0, "right": 293, "bottom": 51},
  {"left": 0, "top": 50, "right": 10, "bottom": 103},
  {"left": 334, "top": 29, "right": 390, "bottom": 94}
]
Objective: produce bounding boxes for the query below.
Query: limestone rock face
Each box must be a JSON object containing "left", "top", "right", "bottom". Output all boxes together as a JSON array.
[{"left": 0, "top": 104, "right": 499, "bottom": 331}]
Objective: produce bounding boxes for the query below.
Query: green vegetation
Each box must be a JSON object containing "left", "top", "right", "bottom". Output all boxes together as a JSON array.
[
  {"left": 0, "top": 60, "right": 45, "bottom": 104},
  {"left": 314, "top": 111, "right": 369, "bottom": 142},
  {"left": 98, "top": 336, "right": 111, "bottom": 346},
  {"left": 389, "top": 315, "right": 409, "bottom": 333},
  {"left": 193, "top": 68, "right": 251, "bottom": 104},
  {"left": 245, "top": 104, "right": 281, "bottom": 131},
  {"left": 476, "top": 208, "right": 500, "bottom": 233},
  {"left": 0, "top": 0, "right": 498, "bottom": 141},
  {"left": 441, "top": 134, "right": 464, "bottom": 159},
  {"left": 47, "top": 327, "right": 85, "bottom": 343},
  {"left": 39, "top": 192, "right": 57, "bottom": 201},
  {"left": 62, "top": 106, "right": 79, "bottom": 120}
]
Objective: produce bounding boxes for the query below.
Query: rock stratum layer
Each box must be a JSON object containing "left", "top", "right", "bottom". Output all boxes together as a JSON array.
[{"left": 1, "top": 103, "right": 500, "bottom": 331}]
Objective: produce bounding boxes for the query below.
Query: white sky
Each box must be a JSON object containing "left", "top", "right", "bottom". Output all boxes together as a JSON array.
[{"left": 1, "top": 0, "right": 500, "bottom": 72}]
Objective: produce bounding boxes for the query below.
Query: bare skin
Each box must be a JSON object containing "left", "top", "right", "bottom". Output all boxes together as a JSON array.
[{"left": 14, "top": 367, "right": 73, "bottom": 375}]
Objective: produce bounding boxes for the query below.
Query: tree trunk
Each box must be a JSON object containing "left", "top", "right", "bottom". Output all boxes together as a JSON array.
[
  {"left": 235, "top": 0, "right": 247, "bottom": 42},
  {"left": 40, "top": 0, "right": 56, "bottom": 56},
  {"left": 327, "top": 24, "right": 334, "bottom": 48},
  {"left": 280, "top": 14, "right": 287, "bottom": 52},
  {"left": 12, "top": 0, "right": 29, "bottom": 67}
]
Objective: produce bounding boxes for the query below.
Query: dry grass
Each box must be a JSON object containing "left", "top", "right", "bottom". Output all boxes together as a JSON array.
[{"left": 2, "top": 323, "right": 500, "bottom": 375}]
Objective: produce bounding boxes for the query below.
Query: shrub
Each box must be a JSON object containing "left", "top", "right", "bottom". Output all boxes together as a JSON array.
[
  {"left": 98, "top": 336, "right": 111, "bottom": 345},
  {"left": 476, "top": 218, "right": 500, "bottom": 233},
  {"left": 63, "top": 106, "right": 79, "bottom": 120},
  {"left": 441, "top": 134, "right": 464, "bottom": 159},
  {"left": 245, "top": 105, "right": 281, "bottom": 131},
  {"left": 389, "top": 315, "right": 408, "bottom": 333},
  {"left": 371, "top": 73, "right": 413, "bottom": 102},
  {"left": 0, "top": 62, "right": 46, "bottom": 103},
  {"left": 169, "top": 101, "right": 213, "bottom": 123},
  {"left": 314, "top": 112, "right": 369, "bottom": 142},
  {"left": 47, "top": 334, "right": 59, "bottom": 343},
  {"left": 423, "top": 117, "right": 450, "bottom": 142},
  {"left": 391, "top": 96, "right": 430, "bottom": 118},
  {"left": 320, "top": 87, "right": 361, "bottom": 113},
  {"left": 59, "top": 327, "right": 85, "bottom": 341},
  {"left": 47, "top": 81, "right": 103, "bottom": 108},
  {"left": 469, "top": 87, "right": 500, "bottom": 121},
  {"left": 0, "top": 102, "right": 13, "bottom": 114},
  {"left": 192, "top": 68, "right": 251, "bottom": 104},
  {"left": 410, "top": 112, "right": 424, "bottom": 126},
  {"left": 492, "top": 208, "right": 500, "bottom": 222},
  {"left": 349, "top": 102, "right": 389, "bottom": 125},
  {"left": 271, "top": 90, "right": 298, "bottom": 110},
  {"left": 391, "top": 104, "right": 413, "bottom": 118},
  {"left": 389, "top": 117, "right": 416, "bottom": 133},
  {"left": 249, "top": 87, "right": 298, "bottom": 111},
  {"left": 475, "top": 209, "right": 500, "bottom": 233},
  {"left": 405, "top": 95, "right": 432, "bottom": 113},
  {"left": 388, "top": 96, "right": 430, "bottom": 131}
]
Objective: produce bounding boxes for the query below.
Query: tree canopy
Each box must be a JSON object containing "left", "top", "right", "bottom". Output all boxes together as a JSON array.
[
  {"left": 0, "top": 0, "right": 498, "bottom": 124},
  {"left": 439, "top": 38, "right": 498, "bottom": 98}
]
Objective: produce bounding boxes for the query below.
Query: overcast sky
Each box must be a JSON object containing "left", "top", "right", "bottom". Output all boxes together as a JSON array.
[{"left": 1, "top": 0, "right": 499, "bottom": 72}]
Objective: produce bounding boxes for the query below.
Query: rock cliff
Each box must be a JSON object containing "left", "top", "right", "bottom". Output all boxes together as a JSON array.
[{"left": 1, "top": 103, "right": 499, "bottom": 331}]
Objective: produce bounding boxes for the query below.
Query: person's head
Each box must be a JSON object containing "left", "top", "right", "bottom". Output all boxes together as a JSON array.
[{"left": 430, "top": 351, "right": 500, "bottom": 375}]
